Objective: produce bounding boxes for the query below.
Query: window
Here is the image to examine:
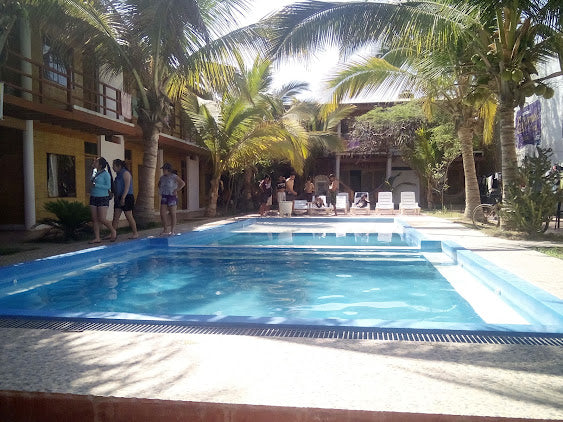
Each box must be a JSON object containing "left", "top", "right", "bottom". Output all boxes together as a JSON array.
[
  {"left": 47, "top": 153, "right": 76, "bottom": 197},
  {"left": 42, "top": 37, "right": 69, "bottom": 86}
]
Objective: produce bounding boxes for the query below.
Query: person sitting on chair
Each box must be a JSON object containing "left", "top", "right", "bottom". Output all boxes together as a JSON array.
[
  {"left": 355, "top": 193, "right": 370, "bottom": 208},
  {"left": 314, "top": 196, "right": 326, "bottom": 208}
]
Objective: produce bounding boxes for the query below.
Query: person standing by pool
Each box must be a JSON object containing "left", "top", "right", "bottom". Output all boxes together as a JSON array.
[
  {"left": 304, "top": 176, "right": 315, "bottom": 202},
  {"left": 259, "top": 175, "right": 273, "bottom": 216},
  {"left": 285, "top": 172, "right": 298, "bottom": 201},
  {"left": 328, "top": 173, "right": 339, "bottom": 215},
  {"left": 111, "top": 159, "right": 138, "bottom": 239},
  {"left": 158, "top": 162, "right": 185, "bottom": 236},
  {"left": 89, "top": 157, "right": 117, "bottom": 244},
  {"left": 276, "top": 175, "right": 286, "bottom": 206}
]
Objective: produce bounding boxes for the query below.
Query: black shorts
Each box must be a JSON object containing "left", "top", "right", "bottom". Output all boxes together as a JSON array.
[
  {"left": 90, "top": 195, "right": 110, "bottom": 207},
  {"left": 115, "top": 194, "right": 135, "bottom": 211}
]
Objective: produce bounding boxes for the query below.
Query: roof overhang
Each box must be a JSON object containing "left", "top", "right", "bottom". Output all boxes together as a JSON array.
[{"left": 2, "top": 94, "right": 140, "bottom": 137}]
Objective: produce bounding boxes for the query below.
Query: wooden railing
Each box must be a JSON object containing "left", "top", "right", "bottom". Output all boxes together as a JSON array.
[{"left": 0, "top": 50, "right": 130, "bottom": 122}]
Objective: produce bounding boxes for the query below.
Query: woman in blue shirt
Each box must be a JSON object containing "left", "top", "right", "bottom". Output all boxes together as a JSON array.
[{"left": 89, "top": 157, "right": 117, "bottom": 244}]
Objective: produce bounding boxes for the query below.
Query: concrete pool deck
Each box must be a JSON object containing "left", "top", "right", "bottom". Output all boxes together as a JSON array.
[{"left": 0, "top": 215, "right": 562, "bottom": 421}]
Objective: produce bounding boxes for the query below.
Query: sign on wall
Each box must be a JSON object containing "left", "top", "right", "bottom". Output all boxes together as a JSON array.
[{"left": 515, "top": 100, "right": 541, "bottom": 148}]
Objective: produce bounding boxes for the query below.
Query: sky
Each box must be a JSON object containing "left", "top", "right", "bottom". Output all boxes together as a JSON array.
[{"left": 238, "top": 1, "right": 383, "bottom": 103}]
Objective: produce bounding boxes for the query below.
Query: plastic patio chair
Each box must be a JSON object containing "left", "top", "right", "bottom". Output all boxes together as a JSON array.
[
  {"left": 399, "top": 191, "right": 421, "bottom": 215},
  {"left": 374, "top": 192, "right": 395, "bottom": 215},
  {"left": 350, "top": 192, "right": 370, "bottom": 215}
]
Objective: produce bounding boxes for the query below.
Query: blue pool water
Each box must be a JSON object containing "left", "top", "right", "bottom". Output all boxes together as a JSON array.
[
  {"left": 1, "top": 217, "right": 562, "bottom": 332},
  {"left": 0, "top": 248, "right": 482, "bottom": 323}
]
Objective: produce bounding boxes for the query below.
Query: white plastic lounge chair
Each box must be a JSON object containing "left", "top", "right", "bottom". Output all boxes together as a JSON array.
[
  {"left": 335, "top": 193, "right": 349, "bottom": 214},
  {"left": 310, "top": 195, "right": 329, "bottom": 214},
  {"left": 350, "top": 191, "right": 370, "bottom": 215},
  {"left": 293, "top": 199, "right": 310, "bottom": 215},
  {"left": 374, "top": 192, "right": 395, "bottom": 215},
  {"left": 399, "top": 191, "right": 421, "bottom": 215}
]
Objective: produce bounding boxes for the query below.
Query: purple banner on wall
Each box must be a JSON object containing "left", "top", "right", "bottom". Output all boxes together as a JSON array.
[{"left": 515, "top": 101, "right": 541, "bottom": 148}]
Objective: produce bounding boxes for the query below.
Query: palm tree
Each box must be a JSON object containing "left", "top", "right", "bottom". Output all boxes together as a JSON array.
[
  {"left": 183, "top": 57, "right": 347, "bottom": 217},
  {"left": 465, "top": 1, "right": 562, "bottom": 196},
  {"left": 55, "top": 0, "right": 262, "bottom": 223},
  {"left": 182, "top": 58, "right": 305, "bottom": 217},
  {"left": 327, "top": 44, "right": 497, "bottom": 217},
  {"left": 263, "top": 0, "right": 561, "bottom": 208},
  {"left": 0, "top": 0, "right": 90, "bottom": 56}
]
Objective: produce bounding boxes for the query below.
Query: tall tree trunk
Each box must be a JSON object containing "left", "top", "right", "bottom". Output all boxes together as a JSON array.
[
  {"left": 426, "top": 178, "right": 434, "bottom": 210},
  {"left": 206, "top": 174, "right": 220, "bottom": 217},
  {"left": 458, "top": 125, "right": 481, "bottom": 218},
  {"left": 135, "top": 124, "right": 160, "bottom": 225},
  {"left": 242, "top": 167, "right": 254, "bottom": 211},
  {"left": 498, "top": 100, "right": 518, "bottom": 196}
]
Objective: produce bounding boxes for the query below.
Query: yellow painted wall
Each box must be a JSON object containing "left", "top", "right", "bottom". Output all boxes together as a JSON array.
[{"left": 34, "top": 123, "right": 98, "bottom": 220}]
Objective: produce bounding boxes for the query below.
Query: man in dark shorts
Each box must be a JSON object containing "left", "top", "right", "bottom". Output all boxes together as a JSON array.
[
  {"left": 328, "top": 173, "right": 339, "bottom": 215},
  {"left": 285, "top": 173, "right": 297, "bottom": 201},
  {"left": 111, "top": 159, "right": 138, "bottom": 239}
]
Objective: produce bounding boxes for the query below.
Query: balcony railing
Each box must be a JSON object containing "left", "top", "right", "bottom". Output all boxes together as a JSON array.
[{"left": 0, "top": 50, "right": 131, "bottom": 122}]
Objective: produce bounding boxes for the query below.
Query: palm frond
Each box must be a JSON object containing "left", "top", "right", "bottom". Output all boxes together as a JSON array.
[
  {"left": 266, "top": 0, "right": 479, "bottom": 60},
  {"left": 327, "top": 56, "right": 411, "bottom": 102}
]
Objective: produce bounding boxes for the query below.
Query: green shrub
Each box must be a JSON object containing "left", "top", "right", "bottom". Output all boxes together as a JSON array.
[
  {"left": 39, "top": 200, "right": 91, "bottom": 240},
  {"left": 502, "top": 148, "right": 560, "bottom": 233}
]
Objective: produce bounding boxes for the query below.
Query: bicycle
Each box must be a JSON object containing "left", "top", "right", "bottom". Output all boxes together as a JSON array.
[
  {"left": 472, "top": 202, "right": 501, "bottom": 229},
  {"left": 472, "top": 198, "right": 551, "bottom": 232}
]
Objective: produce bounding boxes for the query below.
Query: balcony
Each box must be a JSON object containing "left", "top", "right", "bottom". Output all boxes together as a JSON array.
[{"left": 0, "top": 50, "right": 138, "bottom": 137}]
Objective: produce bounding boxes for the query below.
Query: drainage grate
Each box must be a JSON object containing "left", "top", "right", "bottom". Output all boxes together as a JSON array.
[{"left": 1, "top": 317, "right": 562, "bottom": 346}]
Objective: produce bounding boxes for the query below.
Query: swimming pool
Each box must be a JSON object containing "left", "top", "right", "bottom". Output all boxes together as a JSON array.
[{"left": 0, "top": 217, "right": 562, "bottom": 334}]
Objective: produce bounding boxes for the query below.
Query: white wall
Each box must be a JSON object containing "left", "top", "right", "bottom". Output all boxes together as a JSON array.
[
  {"left": 99, "top": 135, "right": 124, "bottom": 219},
  {"left": 389, "top": 161, "right": 420, "bottom": 205},
  {"left": 517, "top": 57, "right": 563, "bottom": 165}
]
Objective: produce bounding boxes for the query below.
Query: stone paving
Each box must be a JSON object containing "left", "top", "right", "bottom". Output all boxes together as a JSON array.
[{"left": 0, "top": 214, "right": 562, "bottom": 420}]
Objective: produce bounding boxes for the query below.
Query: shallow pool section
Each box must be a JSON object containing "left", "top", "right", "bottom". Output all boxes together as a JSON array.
[{"left": 0, "top": 217, "right": 561, "bottom": 334}]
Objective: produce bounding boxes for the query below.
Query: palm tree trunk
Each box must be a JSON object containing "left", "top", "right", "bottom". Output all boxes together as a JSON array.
[
  {"left": 426, "top": 179, "right": 434, "bottom": 210},
  {"left": 135, "top": 124, "right": 160, "bottom": 225},
  {"left": 458, "top": 125, "right": 481, "bottom": 218},
  {"left": 242, "top": 167, "right": 254, "bottom": 211},
  {"left": 498, "top": 101, "right": 518, "bottom": 196},
  {"left": 206, "top": 174, "right": 220, "bottom": 217}
]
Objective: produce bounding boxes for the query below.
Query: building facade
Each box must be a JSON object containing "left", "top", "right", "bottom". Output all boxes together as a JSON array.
[{"left": 0, "top": 20, "right": 208, "bottom": 230}]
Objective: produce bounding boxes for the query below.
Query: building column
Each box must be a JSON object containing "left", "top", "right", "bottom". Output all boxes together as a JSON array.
[
  {"left": 21, "top": 17, "right": 35, "bottom": 229},
  {"left": 335, "top": 122, "right": 342, "bottom": 180},
  {"left": 23, "top": 121, "right": 35, "bottom": 229},
  {"left": 20, "top": 18, "right": 32, "bottom": 101},
  {"left": 386, "top": 151, "right": 393, "bottom": 180},
  {"left": 186, "top": 155, "right": 200, "bottom": 211},
  {"left": 158, "top": 149, "right": 164, "bottom": 174}
]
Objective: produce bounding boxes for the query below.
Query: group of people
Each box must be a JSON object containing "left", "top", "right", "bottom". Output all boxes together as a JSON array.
[
  {"left": 89, "top": 158, "right": 185, "bottom": 243},
  {"left": 258, "top": 173, "right": 340, "bottom": 216}
]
